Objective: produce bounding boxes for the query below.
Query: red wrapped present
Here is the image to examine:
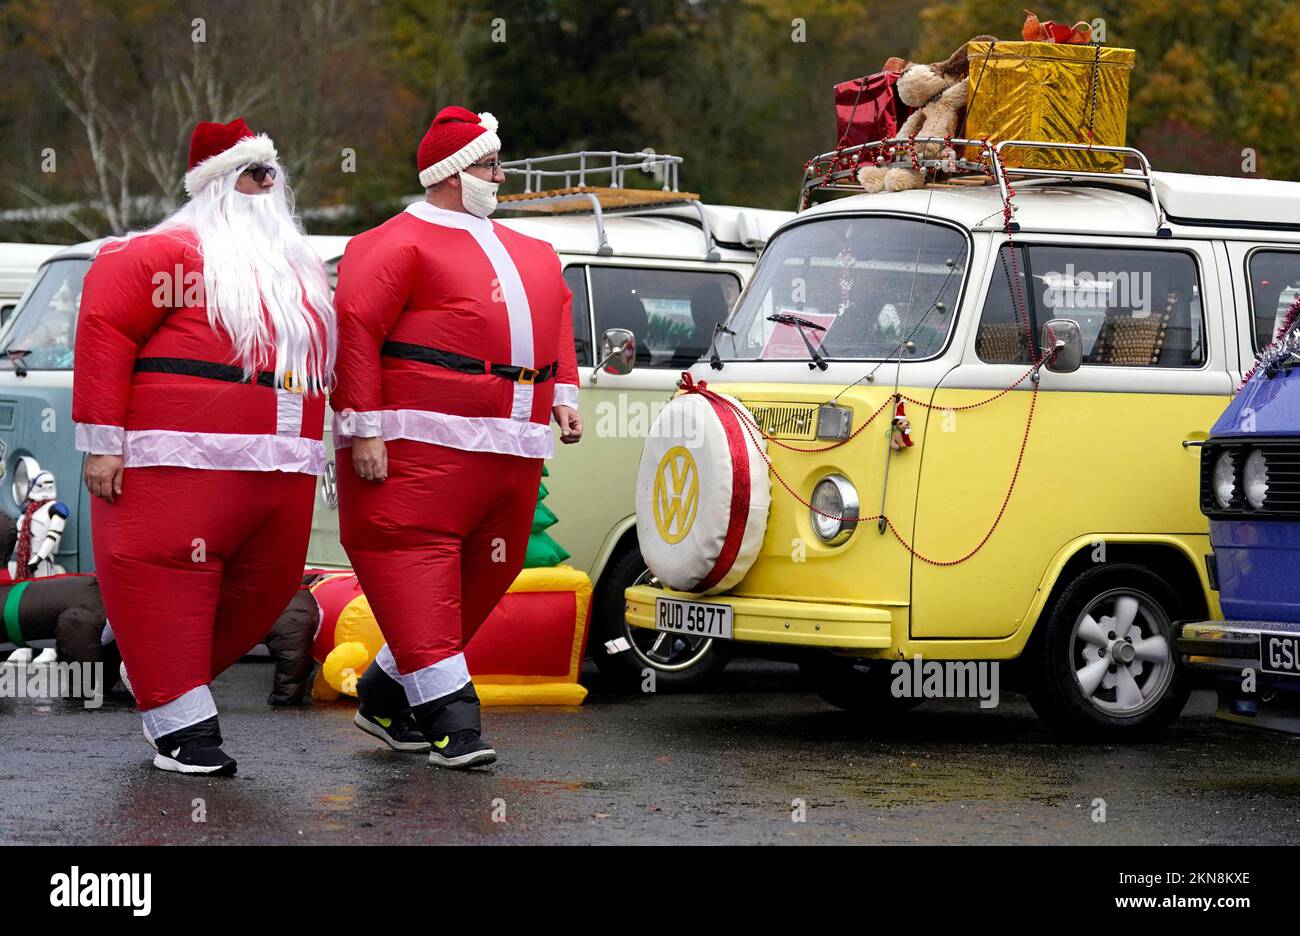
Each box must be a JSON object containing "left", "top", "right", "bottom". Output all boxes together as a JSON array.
[{"left": 834, "top": 59, "right": 912, "bottom": 149}]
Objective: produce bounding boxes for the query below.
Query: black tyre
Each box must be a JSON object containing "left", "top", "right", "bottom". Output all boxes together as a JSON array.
[
  {"left": 799, "top": 654, "right": 923, "bottom": 712},
  {"left": 588, "top": 545, "right": 732, "bottom": 692},
  {"left": 1026, "top": 563, "right": 1190, "bottom": 741}
]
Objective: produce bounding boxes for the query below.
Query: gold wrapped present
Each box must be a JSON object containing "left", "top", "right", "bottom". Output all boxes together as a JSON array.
[{"left": 964, "top": 40, "right": 1134, "bottom": 172}]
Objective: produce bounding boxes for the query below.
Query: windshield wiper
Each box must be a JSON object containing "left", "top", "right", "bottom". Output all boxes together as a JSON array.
[
  {"left": 3, "top": 348, "right": 31, "bottom": 377},
  {"left": 708, "top": 323, "right": 735, "bottom": 371},
  {"left": 767, "top": 313, "right": 829, "bottom": 371}
]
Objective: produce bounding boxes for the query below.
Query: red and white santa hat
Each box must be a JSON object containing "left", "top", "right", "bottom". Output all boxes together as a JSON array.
[
  {"left": 184, "top": 118, "right": 278, "bottom": 197},
  {"left": 416, "top": 106, "right": 501, "bottom": 188}
]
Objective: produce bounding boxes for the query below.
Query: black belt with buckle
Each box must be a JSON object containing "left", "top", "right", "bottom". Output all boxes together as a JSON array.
[
  {"left": 381, "top": 340, "right": 557, "bottom": 384},
  {"left": 134, "top": 356, "right": 311, "bottom": 391}
]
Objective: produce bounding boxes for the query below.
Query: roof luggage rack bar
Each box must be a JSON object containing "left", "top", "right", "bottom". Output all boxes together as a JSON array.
[
  {"left": 798, "top": 137, "right": 1170, "bottom": 236},
  {"left": 524, "top": 188, "right": 614, "bottom": 256},
  {"left": 991, "top": 140, "right": 1169, "bottom": 237},
  {"left": 502, "top": 150, "right": 682, "bottom": 193},
  {"left": 497, "top": 150, "right": 720, "bottom": 259}
]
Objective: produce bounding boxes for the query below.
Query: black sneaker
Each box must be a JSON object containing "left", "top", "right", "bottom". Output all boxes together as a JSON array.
[
  {"left": 428, "top": 729, "right": 497, "bottom": 769},
  {"left": 151, "top": 716, "right": 237, "bottom": 776},
  {"left": 353, "top": 708, "right": 431, "bottom": 752}
]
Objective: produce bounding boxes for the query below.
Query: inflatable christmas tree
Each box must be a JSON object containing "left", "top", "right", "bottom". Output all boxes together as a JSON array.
[{"left": 524, "top": 464, "right": 570, "bottom": 568}]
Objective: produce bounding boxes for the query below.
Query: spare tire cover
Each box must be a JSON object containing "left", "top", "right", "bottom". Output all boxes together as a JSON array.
[{"left": 635, "top": 389, "right": 770, "bottom": 594}]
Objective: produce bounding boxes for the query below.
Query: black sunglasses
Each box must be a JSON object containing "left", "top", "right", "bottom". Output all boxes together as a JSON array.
[{"left": 243, "top": 164, "right": 278, "bottom": 183}]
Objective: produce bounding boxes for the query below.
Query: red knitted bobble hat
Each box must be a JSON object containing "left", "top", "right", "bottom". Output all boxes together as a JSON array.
[{"left": 416, "top": 106, "right": 501, "bottom": 187}]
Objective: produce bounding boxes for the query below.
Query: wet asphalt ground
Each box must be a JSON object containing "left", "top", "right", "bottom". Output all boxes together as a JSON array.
[{"left": 2, "top": 659, "right": 1299, "bottom": 845}]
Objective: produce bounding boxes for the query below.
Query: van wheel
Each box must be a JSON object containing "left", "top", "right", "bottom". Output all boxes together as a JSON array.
[
  {"left": 589, "top": 546, "right": 731, "bottom": 693},
  {"left": 799, "top": 655, "right": 922, "bottom": 713},
  {"left": 1027, "top": 563, "right": 1189, "bottom": 740}
]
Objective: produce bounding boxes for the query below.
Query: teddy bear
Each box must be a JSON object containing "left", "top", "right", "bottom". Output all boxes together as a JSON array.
[{"left": 857, "top": 36, "right": 995, "bottom": 194}]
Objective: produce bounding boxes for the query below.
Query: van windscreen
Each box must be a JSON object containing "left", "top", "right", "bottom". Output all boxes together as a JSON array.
[
  {"left": 0, "top": 258, "right": 90, "bottom": 371},
  {"left": 718, "top": 215, "right": 967, "bottom": 362}
]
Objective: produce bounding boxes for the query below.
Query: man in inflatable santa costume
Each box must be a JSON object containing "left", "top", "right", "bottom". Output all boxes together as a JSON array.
[
  {"left": 333, "top": 106, "right": 581, "bottom": 769},
  {"left": 73, "top": 119, "right": 336, "bottom": 775}
]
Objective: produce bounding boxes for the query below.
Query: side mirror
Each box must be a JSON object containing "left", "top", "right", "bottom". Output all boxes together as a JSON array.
[
  {"left": 1042, "top": 318, "right": 1082, "bottom": 374},
  {"left": 12, "top": 455, "right": 41, "bottom": 504},
  {"left": 595, "top": 327, "right": 636, "bottom": 376}
]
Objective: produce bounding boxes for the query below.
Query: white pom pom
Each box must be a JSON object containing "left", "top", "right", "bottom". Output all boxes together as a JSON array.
[{"left": 478, "top": 112, "right": 499, "bottom": 132}]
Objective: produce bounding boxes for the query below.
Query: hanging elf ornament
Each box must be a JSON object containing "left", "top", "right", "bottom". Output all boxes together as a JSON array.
[{"left": 890, "top": 400, "right": 914, "bottom": 450}]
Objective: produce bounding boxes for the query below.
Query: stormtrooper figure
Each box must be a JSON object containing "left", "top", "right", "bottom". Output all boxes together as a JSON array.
[
  {"left": 4, "top": 463, "right": 68, "bottom": 667},
  {"left": 2, "top": 460, "right": 67, "bottom": 665},
  {"left": 10, "top": 467, "right": 69, "bottom": 580}
]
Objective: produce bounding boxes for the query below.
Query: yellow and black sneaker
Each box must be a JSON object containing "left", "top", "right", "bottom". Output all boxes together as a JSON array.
[
  {"left": 428, "top": 729, "right": 497, "bottom": 769},
  {"left": 353, "top": 708, "right": 432, "bottom": 753}
]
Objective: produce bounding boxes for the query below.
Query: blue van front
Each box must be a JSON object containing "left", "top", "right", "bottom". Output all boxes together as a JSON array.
[
  {"left": 0, "top": 245, "right": 96, "bottom": 572},
  {"left": 1179, "top": 347, "right": 1300, "bottom": 733}
]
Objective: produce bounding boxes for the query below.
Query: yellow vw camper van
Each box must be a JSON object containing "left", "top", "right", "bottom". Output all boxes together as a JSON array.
[{"left": 626, "top": 139, "right": 1300, "bottom": 738}]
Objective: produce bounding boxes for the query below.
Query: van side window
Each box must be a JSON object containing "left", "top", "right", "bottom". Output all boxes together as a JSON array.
[
  {"left": 562, "top": 266, "right": 593, "bottom": 366},
  {"left": 588, "top": 266, "right": 741, "bottom": 369},
  {"left": 977, "top": 245, "right": 1204, "bottom": 367},
  {"left": 1247, "top": 250, "right": 1300, "bottom": 350},
  {"left": 976, "top": 246, "right": 1034, "bottom": 364}
]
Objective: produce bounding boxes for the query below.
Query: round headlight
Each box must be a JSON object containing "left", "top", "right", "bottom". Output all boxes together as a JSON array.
[
  {"left": 1244, "top": 449, "right": 1269, "bottom": 509},
  {"left": 1212, "top": 451, "right": 1236, "bottom": 508},
  {"left": 810, "top": 474, "right": 858, "bottom": 545}
]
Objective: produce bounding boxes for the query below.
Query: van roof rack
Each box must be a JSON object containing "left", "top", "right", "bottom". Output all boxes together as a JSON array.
[
  {"left": 498, "top": 150, "right": 720, "bottom": 259},
  {"left": 798, "top": 137, "right": 1171, "bottom": 236}
]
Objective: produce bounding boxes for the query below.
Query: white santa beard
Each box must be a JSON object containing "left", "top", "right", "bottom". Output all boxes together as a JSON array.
[
  {"left": 189, "top": 183, "right": 336, "bottom": 388},
  {"left": 113, "top": 170, "right": 337, "bottom": 390}
]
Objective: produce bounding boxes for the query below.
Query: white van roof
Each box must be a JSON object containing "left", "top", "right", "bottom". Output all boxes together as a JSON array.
[
  {"left": 797, "top": 171, "right": 1300, "bottom": 240},
  {"left": 0, "top": 243, "right": 62, "bottom": 297},
  {"left": 617, "top": 204, "right": 794, "bottom": 249},
  {"left": 1152, "top": 172, "right": 1300, "bottom": 229},
  {"left": 496, "top": 206, "right": 790, "bottom": 261}
]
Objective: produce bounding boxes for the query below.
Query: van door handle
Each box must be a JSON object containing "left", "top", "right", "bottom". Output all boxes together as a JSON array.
[{"left": 1182, "top": 439, "right": 1204, "bottom": 448}]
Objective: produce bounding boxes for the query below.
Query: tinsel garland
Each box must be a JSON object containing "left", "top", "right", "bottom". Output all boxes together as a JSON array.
[{"left": 1239, "top": 293, "right": 1300, "bottom": 390}]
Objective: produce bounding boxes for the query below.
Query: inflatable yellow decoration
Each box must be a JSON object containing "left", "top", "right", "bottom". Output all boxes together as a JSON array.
[
  {"left": 308, "top": 567, "right": 593, "bottom": 706},
  {"left": 322, "top": 641, "right": 370, "bottom": 696}
]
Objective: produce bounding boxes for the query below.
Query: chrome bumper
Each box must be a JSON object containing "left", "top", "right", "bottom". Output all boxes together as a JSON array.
[{"left": 1177, "top": 620, "right": 1300, "bottom": 735}]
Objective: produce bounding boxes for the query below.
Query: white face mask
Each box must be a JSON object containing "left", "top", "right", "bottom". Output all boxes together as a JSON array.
[{"left": 458, "top": 170, "right": 499, "bottom": 218}]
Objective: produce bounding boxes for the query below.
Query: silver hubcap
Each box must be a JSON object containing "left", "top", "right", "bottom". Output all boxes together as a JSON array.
[
  {"left": 1069, "top": 588, "right": 1174, "bottom": 717},
  {"left": 625, "top": 569, "right": 715, "bottom": 673}
]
